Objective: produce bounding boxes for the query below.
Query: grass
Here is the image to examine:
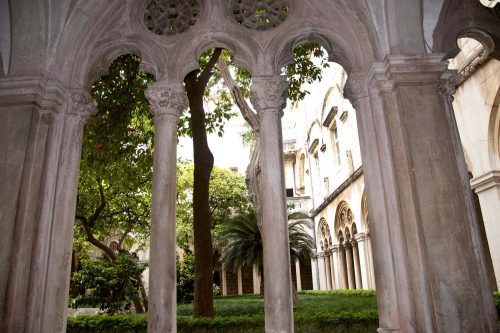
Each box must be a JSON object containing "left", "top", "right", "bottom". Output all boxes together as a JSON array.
[{"left": 68, "top": 290, "right": 379, "bottom": 332}]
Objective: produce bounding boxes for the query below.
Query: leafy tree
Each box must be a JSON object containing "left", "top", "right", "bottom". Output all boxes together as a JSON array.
[
  {"left": 176, "top": 161, "right": 251, "bottom": 252},
  {"left": 73, "top": 54, "right": 154, "bottom": 313},
  {"left": 182, "top": 43, "right": 328, "bottom": 317},
  {"left": 177, "top": 253, "right": 195, "bottom": 303},
  {"left": 217, "top": 210, "right": 315, "bottom": 297},
  {"left": 70, "top": 253, "right": 146, "bottom": 313}
]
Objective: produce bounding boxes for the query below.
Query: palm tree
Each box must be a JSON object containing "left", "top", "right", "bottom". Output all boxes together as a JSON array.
[{"left": 217, "top": 210, "right": 315, "bottom": 297}]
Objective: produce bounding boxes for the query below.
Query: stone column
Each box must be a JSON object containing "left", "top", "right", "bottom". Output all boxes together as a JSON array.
[
  {"left": 295, "top": 259, "right": 302, "bottom": 291},
  {"left": 237, "top": 266, "right": 243, "bottom": 295},
  {"left": 324, "top": 253, "right": 332, "bottom": 290},
  {"left": 338, "top": 245, "right": 348, "bottom": 289},
  {"left": 471, "top": 173, "right": 500, "bottom": 290},
  {"left": 352, "top": 242, "right": 362, "bottom": 290},
  {"left": 3, "top": 86, "right": 96, "bottom": 333},
  {"left": 145, "top": 82, "right": 187, "bottom": 333},
  {"left": 344, "top": 55, "right": 498, "bottom": 332},
  {"left": 331, "top": 245, "right": 341, "bottom": 289},
  {"left": 253, "top": 264, "right": 261, "bottom": 294},
  {"left": 33, "top": 92, "right": 97, "bottom": 333},
  {"left": 222, "top": 264, "right": 228, "bottom": 296},
  {"left": 317, "top": 253, "right": 326, "bottom": 290},
  {"left": 251, "top": 75, "right": 293, "bottom": 333},
  {"left": 311, "top": 254, "right": 319, "bottom": 290},
  {"left": 328, "top": 249, "right": 336, "bottom": 290},
  {"left": 344, "top": 243, "right": 355, "bottom": 289},
  {"left": 354, "top": 233, "right": 369, "bottom": 289}
]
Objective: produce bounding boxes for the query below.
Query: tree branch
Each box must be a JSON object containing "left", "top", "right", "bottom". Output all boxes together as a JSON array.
[
  {"left": 198, "top": 48, "right": 223, "bottom": 89},
  {"left": 217, "top": 58, "right": 259, "bottom": 130},
  {"left": 88, "top": 178, "right": 107, "bottom": 227}
]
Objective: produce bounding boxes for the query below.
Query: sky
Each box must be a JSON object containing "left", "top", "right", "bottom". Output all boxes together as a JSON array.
[{"left": 177, "top": 113, "right": 251, "bottom": 175}]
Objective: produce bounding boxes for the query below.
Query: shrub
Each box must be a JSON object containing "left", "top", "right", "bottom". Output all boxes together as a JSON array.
[
  {"left": 70, "top": 254, "right": 146, "bottom": 313},
  {"left": 177, "top": 252, "right": 195, "bottom": 303}
]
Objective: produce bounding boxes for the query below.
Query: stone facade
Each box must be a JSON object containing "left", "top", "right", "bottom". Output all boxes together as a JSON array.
[{"left": 1, "top": 1, "right": 499, "bottom": 333}]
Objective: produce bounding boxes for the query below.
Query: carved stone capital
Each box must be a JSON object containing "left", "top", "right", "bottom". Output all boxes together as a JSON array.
[
  {"left": 343, "top": 73, "right": 368, "bottom": 104},
  {"left": 68, "top": 92, "right": 97, "bottom": 123},
  {"left": 145, "top": 82, "right": 187, "bottom": 121},
  {"left": 250, "top": 75, "right": 288, "bottom": 115}
]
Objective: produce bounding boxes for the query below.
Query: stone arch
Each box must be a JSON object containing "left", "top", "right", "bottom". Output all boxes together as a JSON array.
[
  {"left": 334, "top": 201, "right": 355, "bottom": 239},
  {"left": 76, "top": 37, "right": 166, "bottom": 90},
  {"left": 268, "top": 5, "right": 382, "bottom": 76},
  {"left": 169, "top": 32, "right": 260, "bottom": 81},
  {"left": 318, "top": 218, "right": 332, "bottom": 249},
  {"left": 433, "top": 0, "right": 500, "bottom": 60}
]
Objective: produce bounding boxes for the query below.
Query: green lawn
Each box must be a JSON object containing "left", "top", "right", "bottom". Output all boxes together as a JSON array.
[{"left": 68, "top": 290, "right": 379, "bottom": 333}]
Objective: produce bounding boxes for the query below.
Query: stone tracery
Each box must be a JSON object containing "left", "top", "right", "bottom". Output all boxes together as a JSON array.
[
  {"left": 144, "top": 0, "right": 201, "bottom": 35},
  {"left": 230, "top": 0, "right": 289, "bottom": 30}
]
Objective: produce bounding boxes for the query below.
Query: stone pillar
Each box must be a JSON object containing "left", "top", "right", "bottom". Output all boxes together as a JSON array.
[
  {"left": 145, "top": 82, "right": 187, "bottom": 333},
  {"left": 33, "top": 92, "right": 97, "bottom": 333},
  {"left": 311, "top": 254, "right": 319, "bottom": 290},
  {"left": 365, "top": 235, "right": 376, "bottom": 289},
  {"left": 324, "top": 253, "right": 332, "bottom": 290},
  {"left": 352, "top": 242, "right": 362, "bottom": 290},
  {"left": 317, "top": 253, "right": 326, "bottom": 290},
  {"left": 253, "top": 264, "right": 261, "bottom": 294},
  {"left": 354, "top": 233, "right": 369, "bottom": 289},
  {"left": 344, "top": 55, "right": 498, "bottom": 332},
  {"left": 331, "top": 245, "right": 341, "bottom": 289},
  {"left": 251, "top": 75, "right": 293, "bottom": 333},
  {"left": 295, "top": 259, "right": 302, "bottom": 291},
  {"left": 344, "top": 243, "right": 355, "bottom": 290},
  {"left": 338, "top": 245, "right": 348, "bottom": 289},
  {"left": 328, "top": 249, "right": 336, "bottom": 290},
  {"left": 2, "top": 86, "right": 96, "bottom": 333},
  {"left": 471, "top": 172, "right": 500, "bottom": 290},
  {"left": 237, "top": 266, "right": 243, "bottom": 295},
  {"left": 222, "top": 264, "right": 228, "bottom": 296}
]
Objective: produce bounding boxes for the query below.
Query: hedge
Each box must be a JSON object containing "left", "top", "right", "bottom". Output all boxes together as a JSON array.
[{"left": 67, "top": 311, "right": 378, "bottom": 333}]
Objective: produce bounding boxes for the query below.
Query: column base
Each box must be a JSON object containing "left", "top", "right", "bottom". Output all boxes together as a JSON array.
[{"left": 377, "top": 329, "right": 400, "bottom": 333}]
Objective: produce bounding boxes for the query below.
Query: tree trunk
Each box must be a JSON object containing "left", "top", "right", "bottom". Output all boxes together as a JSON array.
[
  {"left": 185, "top": 49, "right": 222, "bottom": 317},
  {"left": 217, "top": 59, "right": 263, "bottom": 229},
  {"left": 138, "top": 276, "right": 148, "bottom": 311}
]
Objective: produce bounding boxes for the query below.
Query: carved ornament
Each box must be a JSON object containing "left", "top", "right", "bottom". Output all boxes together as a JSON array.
[
  {"left": 144, "top": 0, "right": 201, "bottom": 35},
  {"left": 250, "top": 76, "right": 288, "bottom": 113},
  {"left": 69, "top": 92, "right": 97, "bottom": 123},
  {"left": 343, "top": 73, "right": 368, "bottom": 103},
  {"left": 231, "top": 0, "right": 289, "bottom": 30},
  {"left": 145, "top": 83, "right": 188, "bottom": 119}
]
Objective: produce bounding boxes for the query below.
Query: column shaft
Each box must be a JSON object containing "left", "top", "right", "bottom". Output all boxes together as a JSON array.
[
  {"left": 354, "top": 235, "right": 369, "bottom": 289},
  {"left": 252, "top": 76, "right": 293, "bottom": 333},
  {"left": 295, "top": 259, "right": 302, "bottom": 292},
  {"left": 146, "top": 83, "right": 186, "bottom": 333},
  {"left": 352, "top": 243, "right": 362, "bottom": 290},
  {"left": 345, "top": 244, "right": 355, "bottom": 289},
  {"left": 237, "top": 266, "right": 243, "bottom": 295},
  {"left": 329, "top": 251, "right": 336, "bottom": 290}
]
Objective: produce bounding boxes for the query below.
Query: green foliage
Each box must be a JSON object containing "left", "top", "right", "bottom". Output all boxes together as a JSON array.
[
  {"left": 286, "top": 42, "right": 330, "bottom": 102},
  {"left": 217, "top": 211, "right": 315, "bottom": 272},
  {"left": 177, "top": 252, "right": 195, "bottom": 303},
  {"left": 67, "top": 292, "right": 379, "bottom": 332},
  {"left": 176, "top": 161, "right": 251, "bottom": 251},
  {"left": 70, "top": 254, "right": 146, "bottom": 313},
  {"left": 76, "top": 54, "right": 155, "bottom": 253}
]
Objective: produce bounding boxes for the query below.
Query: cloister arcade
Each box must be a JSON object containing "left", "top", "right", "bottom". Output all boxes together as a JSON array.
[{"left": 1, "top": 1, "right": 500, "bottom": 333}]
